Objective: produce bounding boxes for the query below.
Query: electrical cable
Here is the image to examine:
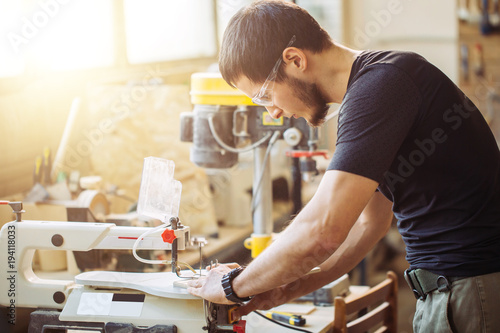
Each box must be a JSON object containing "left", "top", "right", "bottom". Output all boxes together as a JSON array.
[
  {"left": 207, "top": 112, "right": 281, "bottom": 214},
  {"left": 132, "top": 224, "right": 168, "bottom": 264},
  {"left": 253, "top": 311, "right": 313, "bottom": 333},
  {"left": 208, "top": 115, "right": 272, "bottom": 153},
  {"left": 131, "top": 224, "right": 198, "bottom": 276}
]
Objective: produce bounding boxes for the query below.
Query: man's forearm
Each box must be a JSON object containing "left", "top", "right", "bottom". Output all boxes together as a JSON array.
[
  {"left": 281, "top": 216, "right": 392, "bottom": 302},
  {"left": 236, "top": 192, "right": 394, "bottom": 315},
  {"left": 232, "top": 213, "right": 342, "bottom": 297},
  {"left": 231, "top": 171, "right": 379, "bottom": 298},
  {"left": 186, "top": 172, "right": 392, "bottom": 306},
  {"left": 281, "top": 191, "right": 394, "bottom": 301}
]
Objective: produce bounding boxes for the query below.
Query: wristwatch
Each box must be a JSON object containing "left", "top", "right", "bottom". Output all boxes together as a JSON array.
[{"left": 221, "top": 267, "right": 252, "bottom": 303}]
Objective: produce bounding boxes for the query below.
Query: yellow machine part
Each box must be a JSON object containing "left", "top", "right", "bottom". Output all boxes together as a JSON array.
[
  {"left": 190, "top": 72, "right": 255, "bottom": 106},
  {"left": 244, "top": 234, "right": 273, "bottom": 258}
]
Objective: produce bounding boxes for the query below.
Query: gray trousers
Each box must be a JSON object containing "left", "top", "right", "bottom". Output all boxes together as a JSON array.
[{"left": 413, "top": 271, "right": 500, "bottom": 333}]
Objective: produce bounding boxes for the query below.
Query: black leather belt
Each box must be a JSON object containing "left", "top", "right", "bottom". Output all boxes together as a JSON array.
[{"left": 404, "top": 268, "right": 467, "bottom": 300}]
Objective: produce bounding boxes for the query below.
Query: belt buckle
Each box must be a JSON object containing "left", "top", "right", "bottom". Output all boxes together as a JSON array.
[{"left": 404, "top": 269, "right": 426, "bottom": 300}]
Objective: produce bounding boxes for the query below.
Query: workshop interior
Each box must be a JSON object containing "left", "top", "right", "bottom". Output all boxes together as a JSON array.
[{"left": 0, "top": 0, "right": 499, "bottom": 332}]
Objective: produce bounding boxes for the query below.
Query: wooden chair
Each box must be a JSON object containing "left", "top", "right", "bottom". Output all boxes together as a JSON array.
[{"left": 333, "top": 271, "right": 398, "bottom": 333}]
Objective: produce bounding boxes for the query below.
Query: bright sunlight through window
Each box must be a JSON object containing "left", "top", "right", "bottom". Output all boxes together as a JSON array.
[
  {"left": 0, "top": 0, "right": 114, "bottom": 76},
  {"left": 124, "top": 0, "right": 217, "bottom": 64}
]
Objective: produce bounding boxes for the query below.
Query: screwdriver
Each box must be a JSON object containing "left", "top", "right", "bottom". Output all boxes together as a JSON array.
[{"left": 264, "top": 311, "right": 306, "bottom": 326}]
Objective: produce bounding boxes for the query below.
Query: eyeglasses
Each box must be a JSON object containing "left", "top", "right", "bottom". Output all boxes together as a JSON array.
[{"left": 252, "top": 35, "right": 296, "bottom": 106}]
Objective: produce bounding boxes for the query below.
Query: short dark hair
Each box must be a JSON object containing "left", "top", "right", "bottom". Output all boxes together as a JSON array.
[{"left": 219, "top": 0, "right": 332, "bottom": 88}]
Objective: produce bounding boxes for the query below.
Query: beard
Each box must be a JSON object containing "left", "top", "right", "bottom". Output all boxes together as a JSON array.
[{"left": 285, "top": 76, "right": 330, "bottom": 127}]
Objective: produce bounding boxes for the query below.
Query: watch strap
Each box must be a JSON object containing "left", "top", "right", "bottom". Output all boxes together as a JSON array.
[{"left": 221, "top": 267, "right": 251, "bottom": 303}]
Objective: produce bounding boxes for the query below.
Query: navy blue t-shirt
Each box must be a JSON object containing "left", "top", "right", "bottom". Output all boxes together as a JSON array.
[{"left": 328, "top": 50, "right": 500, "bottom": 277}]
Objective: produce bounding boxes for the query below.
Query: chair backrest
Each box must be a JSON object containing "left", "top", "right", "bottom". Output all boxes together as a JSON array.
[{"left": 333, "top": 271, "right": 398, "bottom": 333}]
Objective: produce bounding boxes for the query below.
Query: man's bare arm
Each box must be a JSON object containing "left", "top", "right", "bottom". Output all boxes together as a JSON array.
[
  {"left": 187, "top": 169, "right": 381, "bottom": 303},
  {"left": 231, "top": 170, "right": 381, "bottom": 297},
  {"left": 238, "top": 190, "right": 394, "bottom": 314}
]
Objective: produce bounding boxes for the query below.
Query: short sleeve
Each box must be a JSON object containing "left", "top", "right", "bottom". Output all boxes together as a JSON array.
[{"left": 328, "top": 64, "right": 422, "bottom": 183}]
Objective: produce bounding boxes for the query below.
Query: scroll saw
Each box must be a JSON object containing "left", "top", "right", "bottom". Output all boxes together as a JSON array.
[{"left": 0, "top": 157, "right": 244, "bottom": 332}]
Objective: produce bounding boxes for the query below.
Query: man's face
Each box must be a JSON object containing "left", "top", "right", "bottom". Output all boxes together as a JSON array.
[{"left": 235, "top": 74, "right": 330, "bottom": 127}]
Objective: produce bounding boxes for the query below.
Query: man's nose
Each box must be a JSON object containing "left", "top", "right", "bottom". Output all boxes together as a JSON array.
[{"left": 265, "top": 106, "right": 282, "bottom": 119}]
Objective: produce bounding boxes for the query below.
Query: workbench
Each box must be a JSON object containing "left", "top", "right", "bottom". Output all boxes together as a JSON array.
[
  {"left": 246, "top": 306, "right": 334, "bottom": 333},
  {"left": 245, "top": 286, "right": 370, "bottom": 333}
]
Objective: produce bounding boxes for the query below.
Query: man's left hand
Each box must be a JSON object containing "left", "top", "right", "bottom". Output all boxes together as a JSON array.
[{"left": 187, "top": 264, "right": 237, "bottom": 304}]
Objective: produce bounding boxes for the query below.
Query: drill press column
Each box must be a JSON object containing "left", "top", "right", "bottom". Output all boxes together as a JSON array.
[{"left": 249, "top": 145, "right": 273, "bottom": 257}]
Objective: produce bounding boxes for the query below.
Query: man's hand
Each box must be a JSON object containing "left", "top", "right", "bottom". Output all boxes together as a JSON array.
[{"left": 187, "top": 263, "right": 240, "bottom": 304}]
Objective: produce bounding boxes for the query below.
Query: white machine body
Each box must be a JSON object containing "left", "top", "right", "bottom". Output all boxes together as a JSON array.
[
  {"left": 60, "top": 285, "right": 206, "bottom": 332},
  {"left": 0, "top": 220, "right": 190, "bottom": 309}
]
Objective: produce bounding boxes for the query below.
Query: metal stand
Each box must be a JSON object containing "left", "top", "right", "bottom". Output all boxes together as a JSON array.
[
  {"left": 170, "top": 217, "right": 178, "bottom": 274},
  {"left": 252, "top": 146, "right": 273, "bottom": 236}
]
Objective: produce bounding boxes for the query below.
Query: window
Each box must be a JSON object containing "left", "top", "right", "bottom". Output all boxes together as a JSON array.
[
  {"left": 124, "top": 0, "right": 217, "bottom": 64},
  {"left": 0, "top": 2, "right": 26, "bottom": 77},
  {"left": 0, "top": 0, "right": 115, "bottom": 76},
  {"left": 215, "top": 0, "right": 344, "bottom": 46},
  {"left": 296, "top": 0, "right": 344, "bottom": 42}
]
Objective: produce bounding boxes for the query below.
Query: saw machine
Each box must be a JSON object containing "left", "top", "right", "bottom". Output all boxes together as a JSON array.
[{"left": 0, "top": 157, "right": 245, "bottom": 333}]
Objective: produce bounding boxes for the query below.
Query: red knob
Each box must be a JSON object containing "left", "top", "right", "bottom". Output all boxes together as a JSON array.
[{"left": 161, "top": 229, "right": 177, "bottom": 243}]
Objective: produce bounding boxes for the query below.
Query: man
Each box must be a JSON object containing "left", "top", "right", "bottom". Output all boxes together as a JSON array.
[{"left": 187, "top": 1, "right": 500, "bottom": 331}]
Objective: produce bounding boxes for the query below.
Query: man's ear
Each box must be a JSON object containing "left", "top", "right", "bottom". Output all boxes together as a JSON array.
[{"left": 283, "top": 47, "right": 307, "bottom": 72}]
